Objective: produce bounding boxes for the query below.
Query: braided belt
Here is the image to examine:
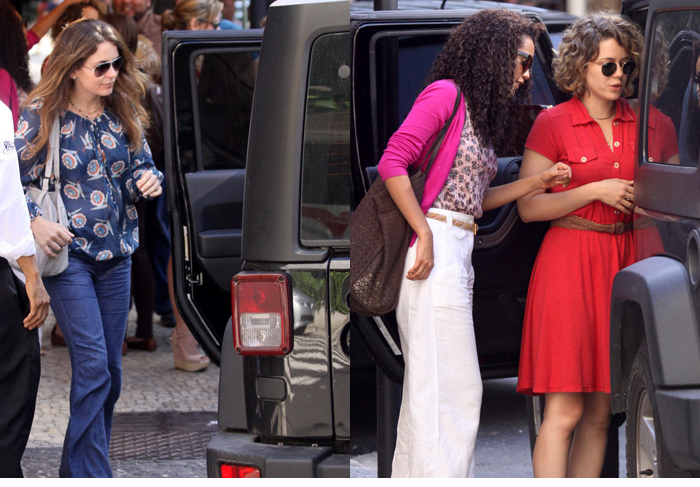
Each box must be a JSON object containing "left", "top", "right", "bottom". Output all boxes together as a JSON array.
[
  {"left": 551, "top": 215, "right": 653, "bottom": 234},
  {"left": 426, "top": 212, "right": 478, "bottom": 235}
]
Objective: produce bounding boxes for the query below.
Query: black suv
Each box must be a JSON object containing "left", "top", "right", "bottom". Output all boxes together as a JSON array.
[{"left": 161, "top": 0, "right": 699, "bottom": 478}]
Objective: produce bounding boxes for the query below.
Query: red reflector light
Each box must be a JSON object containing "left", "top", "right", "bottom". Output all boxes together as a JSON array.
[
  {"left": 221, "top": 464, "right": 261, "bottom": 478},
  {"left": 231, "top": 272, "right": 293, "bottom": 356}
]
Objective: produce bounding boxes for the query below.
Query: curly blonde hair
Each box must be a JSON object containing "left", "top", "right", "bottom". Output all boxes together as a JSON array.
[{"left": 553, "top": 11, "right": 643, "bottom": 98}]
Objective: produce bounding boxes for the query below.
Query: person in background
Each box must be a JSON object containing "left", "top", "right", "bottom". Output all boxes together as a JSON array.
[
  {"left": 0, "top": 1, "right": 34, "bottom": 128},
  {"left": 113, "top": 0, "right": 163, "bottom": 60},
  {"left": 103, "top": 11, "right": 162, "bottom": 352},
  {"left": 16, "top": 19, "right": 162, "bottom": 476},
  {"left": 516, "top": 12, "right": 644, "bottom": 478},
  {"left": 158, "top": 0, "right": 225, "bottom": 372},
  {"left": 0, "top": 99, "right": 51, "bottom": 479},
  {"left": 50, "top": 0, "right": 106, "bottom": 40},
  {"left": 25, "top": 0, "right": 104, "bottom": 50}
]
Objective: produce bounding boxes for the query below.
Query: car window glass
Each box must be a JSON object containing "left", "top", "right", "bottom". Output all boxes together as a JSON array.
[
  {"left": 300, "top": 33, "right": 352, "bottom": 245},
  {"left": 195, "top": 50, "right": 258, "bottom": 170},
  {"left": 645, "top": 11, "right": 700, "bottom": 166},
  {"left": 372, "top": 33, "right": 555, "bottom": 161}
]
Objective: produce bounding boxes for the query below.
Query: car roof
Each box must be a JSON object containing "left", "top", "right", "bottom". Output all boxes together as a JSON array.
[{"left": 350, "top": 0, "right": 577, "bottom": 24}]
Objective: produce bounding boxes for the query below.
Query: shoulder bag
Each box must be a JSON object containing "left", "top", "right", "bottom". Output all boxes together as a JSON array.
[
  {"left": 349, "top": 82, "right": 461, "bottom": 316},
  {"left": 10, "top": 116, "right": 69, "bottom": 277}
]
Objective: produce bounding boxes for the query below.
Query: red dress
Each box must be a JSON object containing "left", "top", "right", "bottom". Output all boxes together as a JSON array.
[{"left": 517, "top": 97, "right": 637, "bottom": 395}]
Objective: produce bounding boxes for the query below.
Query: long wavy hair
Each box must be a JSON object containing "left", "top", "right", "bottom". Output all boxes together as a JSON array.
[
  {"left": 161, "top": 0, "right": 223, "bottom": 31},
  {"left": 553, "top": 11, "right": 643, "bottom": 99},
  {"left": 426, "top": 9, "right": 544, "bottom": 153},
  {"left": 0, "top": 1, "right": 33, "bottom": 94},
  {"left": 28, "top": 18, "right": 149, "bottom": 154}
]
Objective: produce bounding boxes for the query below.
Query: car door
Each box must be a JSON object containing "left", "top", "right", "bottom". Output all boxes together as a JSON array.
[
  {"left": 162, "top": 30, "right": 263, "bottom": 364},
  {"left": 349, "top": 10, "right": 568, "bottom": 382}
]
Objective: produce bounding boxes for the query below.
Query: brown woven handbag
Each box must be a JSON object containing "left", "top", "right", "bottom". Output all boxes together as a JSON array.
[{"left": 349, "top": 83, "right": 461, "bottom": 316}]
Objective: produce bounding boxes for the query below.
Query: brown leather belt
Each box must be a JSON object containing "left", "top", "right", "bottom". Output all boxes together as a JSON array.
[
  {"left": 551, "top": 215, "right": 652, "bottom": 235},
  {"left": 426, "top": 212, "right": 478, "bottom": 235}
]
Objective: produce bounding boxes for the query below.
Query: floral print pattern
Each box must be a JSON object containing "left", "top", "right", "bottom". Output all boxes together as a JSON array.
[{"left": 15, "top": 100, "right": 163, "bottom": 261}]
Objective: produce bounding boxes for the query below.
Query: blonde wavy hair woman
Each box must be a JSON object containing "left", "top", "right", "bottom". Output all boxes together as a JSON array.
[{"left": 161, "top": 0, "right": 223, "bottom": 31}]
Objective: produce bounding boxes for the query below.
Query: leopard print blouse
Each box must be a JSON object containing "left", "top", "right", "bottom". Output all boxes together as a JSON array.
[{"left": 432, "top": 102, "right": 497, "bottom": 218}]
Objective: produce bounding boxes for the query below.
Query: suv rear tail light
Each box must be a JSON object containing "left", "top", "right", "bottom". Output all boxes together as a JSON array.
[
  {"left": 231, "top": 272, "right": 293, "bottom": 355},
  {"left": 220, "top": 463, "right": 261, "bottom": 478}
]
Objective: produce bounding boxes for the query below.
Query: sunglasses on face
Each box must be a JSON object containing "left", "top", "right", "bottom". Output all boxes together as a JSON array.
[
  {"left": 517, "top": 51, "right": 533, "bottom": 73},
  {"left": 693, "top": 72, "right": 700, "bottom": 84},
  {"left": 595, "top": 60, "right": 636, "bottom": 77},
  {"left": 83, "top": 56, "right": 124, "bottom": 77}
]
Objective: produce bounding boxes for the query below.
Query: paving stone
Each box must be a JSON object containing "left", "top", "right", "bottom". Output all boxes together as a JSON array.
[{"left": 23, "top": 309, "right": 219, "bottom": 477}]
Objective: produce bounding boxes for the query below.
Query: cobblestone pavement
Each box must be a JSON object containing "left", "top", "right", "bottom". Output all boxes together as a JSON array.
[{"left": 22, "top": 308, "right": 220, "bottom": 478}]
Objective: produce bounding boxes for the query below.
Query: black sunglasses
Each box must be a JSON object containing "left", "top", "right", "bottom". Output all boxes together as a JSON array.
[
  {"left": 598, "top": 60, "right": 636, "bottom": 77},
  {"left": 693, "top": 72, "right": 700, "bottom": 84},
  {"left": 517, "top": 51, "right": 533, "bottom": 73},
  {"left": 83, "top": 56, "right": 124, "bottom": 77}
]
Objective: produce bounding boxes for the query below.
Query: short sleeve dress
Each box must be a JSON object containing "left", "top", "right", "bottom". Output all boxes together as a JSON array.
[{"left": 516, "top": 97, "right": 637, "bottom": 395}]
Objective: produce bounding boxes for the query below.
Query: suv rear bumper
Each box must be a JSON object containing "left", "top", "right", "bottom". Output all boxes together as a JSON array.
[
  {"left": 657, "top": 389, "right": 700, "bottom": 470},
  {"left": 206, "top": 431, "right": 349, "bottom": 477}
]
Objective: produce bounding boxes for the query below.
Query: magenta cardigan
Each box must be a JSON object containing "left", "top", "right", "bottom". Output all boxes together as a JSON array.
[
  {"left": 0, "top": 70, "right": 18, "bottom": 129},
  {"left": 377, "top": 79, "right": 465, "bottom": 246}
]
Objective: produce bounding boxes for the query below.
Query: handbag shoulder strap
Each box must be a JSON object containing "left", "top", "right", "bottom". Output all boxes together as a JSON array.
[
  {"left": 416, "top": 80, "right": 462, "bottom": 175},
  {"left": 42, "top": 115, "right": 61, "bottom": 192}
]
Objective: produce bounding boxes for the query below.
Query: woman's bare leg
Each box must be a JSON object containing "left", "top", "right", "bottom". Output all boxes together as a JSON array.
[
  {"left": 567, "top": 392, "right": 612, "bottom": 478},
  {"left": 532, "top": 392, "right": 585, "bottom": 478}
]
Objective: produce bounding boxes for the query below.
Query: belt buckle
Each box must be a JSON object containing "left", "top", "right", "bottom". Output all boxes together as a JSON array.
[
  {"left": 473, "top": 222, "right": 478, "bottom": 235},
  {"left": 614, "top": 221, "right": 625, "bottom": 234}
]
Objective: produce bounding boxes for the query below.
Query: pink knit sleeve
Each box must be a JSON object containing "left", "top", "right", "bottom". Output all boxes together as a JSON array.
[{"left": 377, "top": 79, "right": 461, "bottom": 181}]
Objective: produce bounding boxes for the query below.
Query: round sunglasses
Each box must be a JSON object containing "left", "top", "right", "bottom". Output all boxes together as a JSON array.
[
  {"left": 82, "top": 56, "right": 124, "bottom": 77},
  {"left": 592, "top": 60, "right": 637, "bottom": 77},
  {"left": 517, "top": 51, "right": 533, "bottom": 73}
]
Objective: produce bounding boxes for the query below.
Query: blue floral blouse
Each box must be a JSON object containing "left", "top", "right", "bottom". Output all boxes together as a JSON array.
[{"left": 15, "top": 99, "right": 163, "bottom": 261}]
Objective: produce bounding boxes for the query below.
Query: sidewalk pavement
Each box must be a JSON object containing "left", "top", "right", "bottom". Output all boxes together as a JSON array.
[{"left": 22, "top": 308, "right": 220, "bottom": 478}]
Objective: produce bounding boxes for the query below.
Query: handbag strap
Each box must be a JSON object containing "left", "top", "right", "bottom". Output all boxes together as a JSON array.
[
  {"left": 42, "top": 115, "right": 61, "bottom": 192},
  {"left": 416, "top": 80, "right": 462, "bottom": 175}
]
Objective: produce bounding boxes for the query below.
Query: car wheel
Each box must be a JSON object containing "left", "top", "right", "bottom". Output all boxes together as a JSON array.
[{"left": 626, "top": 342, "right": 699, "bottom": 478}]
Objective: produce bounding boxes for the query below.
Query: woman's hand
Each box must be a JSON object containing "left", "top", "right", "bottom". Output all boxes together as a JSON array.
[
  {"left": 406, "top": 229, "right": 434, "bottom": 281},
  {"left": 596, "top": 179, "right": 635, "bottom": 214},
  {"left": 538, "top": 162, "right": 572, "bottom": 190},
  {"left": 136, "top": 172, "right": 162, "bottom": 198},
  {"left": 30, "top": 216, "right": 74, "bottom": 257}
]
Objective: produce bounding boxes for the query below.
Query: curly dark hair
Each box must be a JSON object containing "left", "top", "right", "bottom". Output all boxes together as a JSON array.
[
  {"left": 426, "top": 9, "right": 544, "bottom": 153},
  {"left": 0, "top": 1, "right": 33, "bottom": 94}
]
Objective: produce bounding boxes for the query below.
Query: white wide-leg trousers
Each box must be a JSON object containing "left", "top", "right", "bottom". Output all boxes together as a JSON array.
[{"left": 391, "top": 208, "right": 483, "bottom": 478}]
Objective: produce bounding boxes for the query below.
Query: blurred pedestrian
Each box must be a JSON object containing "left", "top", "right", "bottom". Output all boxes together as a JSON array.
[
  {"left": 158, "top": 0, "right": 225, "bottom": 372},
  {"left": 15, "top": 18, "right": 162, "bottom": 476},
  {"left": 0, "top": 99, "right": 51, "bottom": 478},
  {"left": 516, "top": 12, "right": 643, "bottom": 478},
  {"left": 0, "top": 1, "right": 34, "bottom": 128},
  {"left": 113, "top": 0, "right": 163, "bottom": 60}
]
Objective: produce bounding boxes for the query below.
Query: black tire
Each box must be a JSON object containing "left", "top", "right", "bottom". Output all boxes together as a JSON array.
[{"left": 625, "top": 342, "right": 700, "bottom": 478}]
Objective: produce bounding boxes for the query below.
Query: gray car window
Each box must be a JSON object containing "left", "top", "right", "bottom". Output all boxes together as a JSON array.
[{"left": 300, "top": 33, "right": 352, "bottom": 245}]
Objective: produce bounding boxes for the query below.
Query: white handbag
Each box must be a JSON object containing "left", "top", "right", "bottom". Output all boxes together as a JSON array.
[{"left": 11, "top": 116, "right": 69, "bottom": 277}]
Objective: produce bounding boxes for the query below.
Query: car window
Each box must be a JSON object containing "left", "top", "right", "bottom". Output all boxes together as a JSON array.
[
  {"left": 645, "top": 11, "right": 700, "bottom": 167},
  {"left": 300, "top": 33, "right": 352, "bottom": 245},
  {"left": 195, "top": 50, "right": 258, "bottom": 170},
  {"left": 371, "top": 32, "right": 556, "bottom": 161}
]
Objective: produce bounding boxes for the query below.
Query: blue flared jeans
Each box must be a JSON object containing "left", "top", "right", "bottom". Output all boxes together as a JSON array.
[{"left": 44, "top": 254, "right": 132, "bottom": 478}]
